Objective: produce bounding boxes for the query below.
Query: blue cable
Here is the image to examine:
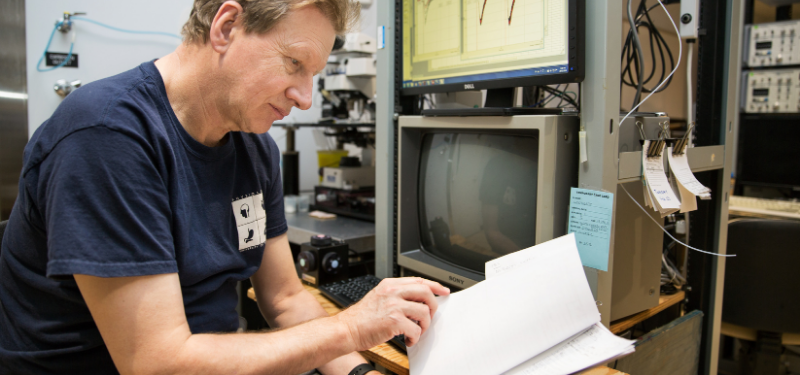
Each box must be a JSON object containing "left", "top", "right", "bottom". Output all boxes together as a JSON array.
[
  {"left": 36, "top": 16, "right": 181, "bottom": 73},
  {"left": 71, "top": 16, "right": 182, "bottom": 39},
  {"left": 36, "top": 21, "right": 75, "bottom": 72}
]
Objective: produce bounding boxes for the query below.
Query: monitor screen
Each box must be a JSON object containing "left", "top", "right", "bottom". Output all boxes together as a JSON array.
[
  {"left": 418, "top": 132, "right": 539, "bottom": 273},
  {"left": 738, "top": 116, "right": 800, "bottom": 190},
  {"left": 401, "top": 0, "right": 584, "bottom": 95}
]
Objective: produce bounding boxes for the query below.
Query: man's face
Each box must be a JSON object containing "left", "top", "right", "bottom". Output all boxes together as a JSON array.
[{"left": 221, "top": 6, "right": 335, "bottom": 134}]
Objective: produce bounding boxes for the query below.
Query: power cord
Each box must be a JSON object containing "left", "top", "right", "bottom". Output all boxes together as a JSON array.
[
  {"left": 619, "top": 0, "right": 682, "bottom": 129},
  {"left": 620, "top": 0, "right": 679, "bottom": 110}
]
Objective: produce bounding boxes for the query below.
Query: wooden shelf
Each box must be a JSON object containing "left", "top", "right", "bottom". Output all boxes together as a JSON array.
[
  {"left": 721, "top": 322, "right": 800, "bottom": 346},
  {"left": 609, "top": 291, "right": 686, "bottom": 334}
]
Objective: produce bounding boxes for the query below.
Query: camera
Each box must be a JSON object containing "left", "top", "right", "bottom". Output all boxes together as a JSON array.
[{"left": 297, "top": 234, "right": 349, "bottom": 286}]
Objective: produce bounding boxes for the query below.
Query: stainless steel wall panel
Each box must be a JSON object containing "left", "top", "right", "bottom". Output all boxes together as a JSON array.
[{"left": 0, "top": 0, "right": 28, "bottom": 220}]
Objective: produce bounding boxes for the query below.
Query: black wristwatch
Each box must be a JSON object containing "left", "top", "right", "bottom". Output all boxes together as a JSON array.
[{"left": 348, "top": 363, "right": 376, "bottom": 375}]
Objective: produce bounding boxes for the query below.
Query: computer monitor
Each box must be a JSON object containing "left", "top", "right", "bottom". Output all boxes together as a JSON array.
[
  {"left": 736, "top": 115, "right": 800, "bottom": 194},
  {"left": 396, "top": 115, "right": 579, "bottom": 288},
  {"left": 400, "top": 0, "right": 585, "bottom": 95}
]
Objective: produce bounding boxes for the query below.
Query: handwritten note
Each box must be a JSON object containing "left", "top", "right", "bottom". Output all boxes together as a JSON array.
[{"left": 567, "top": 188, "right": 614, "bottom": 271}]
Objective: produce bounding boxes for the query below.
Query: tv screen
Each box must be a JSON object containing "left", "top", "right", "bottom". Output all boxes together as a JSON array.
[{"left": 418, "top": 132, "right": 539, "bottom": 273}]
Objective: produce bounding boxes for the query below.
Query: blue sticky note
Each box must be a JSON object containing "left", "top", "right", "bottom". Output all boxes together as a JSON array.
[{"left": 567, "top": 188, "right": 614, "bottom": 271}]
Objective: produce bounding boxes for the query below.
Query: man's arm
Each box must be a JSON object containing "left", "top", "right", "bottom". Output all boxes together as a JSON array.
[
  {"left": 75, "top": 272, "right": 355, "bottom": 375},
  {"left": 75, "top": 234, "right": 449, "bottom": 375},
  {"left": 249, "top": 233, "right": 375, "bottom": 374}
]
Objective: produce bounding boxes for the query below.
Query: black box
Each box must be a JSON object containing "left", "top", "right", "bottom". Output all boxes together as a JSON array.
[{"left": 297, "top": 235, "right": 349, "bottom": 286}]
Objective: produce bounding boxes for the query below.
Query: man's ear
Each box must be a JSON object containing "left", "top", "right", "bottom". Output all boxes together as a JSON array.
[{"left": 209, "top": 1, "right": 244, "bottom": 54}]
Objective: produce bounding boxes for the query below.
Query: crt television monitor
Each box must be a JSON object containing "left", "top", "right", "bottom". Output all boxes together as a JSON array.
[
  {"left": 400, "top": 0, "right": 585, "bottom": 95},
  {"left": 397, "top": 115, "right": 579, "bottom": 288}
]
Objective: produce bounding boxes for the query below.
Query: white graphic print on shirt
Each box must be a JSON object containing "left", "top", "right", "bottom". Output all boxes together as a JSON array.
[{"left": 232, "top": 192, "right": 267, "bottom": 251}]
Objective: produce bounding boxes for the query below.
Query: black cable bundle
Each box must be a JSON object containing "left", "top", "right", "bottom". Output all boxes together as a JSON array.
[
  {"left": 523, "top": 84, "right": 580, "bottom": 110},
  {"left": 621, "top": 0, "right": 679, "bottom": 110},
  {"left": 541, "top": 85, "right": 580, "bottom": 109}
]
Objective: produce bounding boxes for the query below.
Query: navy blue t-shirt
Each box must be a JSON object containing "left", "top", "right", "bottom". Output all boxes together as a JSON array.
[{"left": 0, "top": 61, "right": 287, "bottom": 374}]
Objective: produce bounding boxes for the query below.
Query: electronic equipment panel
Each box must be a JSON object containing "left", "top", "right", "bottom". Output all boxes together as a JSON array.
[
  {"left": 401, "top": 0, "right": 584, "bottom": 95},
  {"left": 744, "top": 20, "right": 800, "bottom": 68},
  {"left": 741, "top": 69, "right": 800, "bottom": 113}
]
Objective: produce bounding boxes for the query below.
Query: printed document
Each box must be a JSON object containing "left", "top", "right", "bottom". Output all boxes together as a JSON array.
[{"left": 408, "top": 234, "right": 635, "bottom": 375}]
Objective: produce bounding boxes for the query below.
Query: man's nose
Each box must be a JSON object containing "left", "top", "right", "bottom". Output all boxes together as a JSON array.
[{"left": 287, "top": 77, "right": 313, "bottom": 110}]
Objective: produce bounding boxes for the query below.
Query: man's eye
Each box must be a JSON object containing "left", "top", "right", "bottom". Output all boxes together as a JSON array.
[{"left": 291, "top": 58, "right": 299, "bottom": 65}]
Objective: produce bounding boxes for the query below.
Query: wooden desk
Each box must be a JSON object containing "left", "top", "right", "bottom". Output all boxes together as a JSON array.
[{"left": 247, "top": 286, "right": 628, "bottom": 375}]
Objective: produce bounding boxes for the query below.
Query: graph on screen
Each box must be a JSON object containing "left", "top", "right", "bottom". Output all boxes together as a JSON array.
[
  {"left": 463, "top": 0, "right": 545, "bottom": 59},
  {"left": 413, "top": 0, "right": 461, "bottom": 61},
  {"left": 404, "top": 0, "right": 570, "bottom": 87}
]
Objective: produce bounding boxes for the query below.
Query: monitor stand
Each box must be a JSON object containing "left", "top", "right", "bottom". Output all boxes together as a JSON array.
[
  {"left": 484, "top": 87, "right": 515, "bottom": 108},
  {"left": 421, "top": 87, "right": 569, "bottom": 117}
]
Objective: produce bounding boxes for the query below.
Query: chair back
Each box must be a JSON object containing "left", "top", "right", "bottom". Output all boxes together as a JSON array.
[{"left": 723, "top": 218, "right": 800, "bottom": 333}]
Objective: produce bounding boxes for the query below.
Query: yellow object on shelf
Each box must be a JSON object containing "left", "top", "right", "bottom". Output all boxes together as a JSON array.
[{"left": 317, "top": 150, "right": 349, "bottom": 182}]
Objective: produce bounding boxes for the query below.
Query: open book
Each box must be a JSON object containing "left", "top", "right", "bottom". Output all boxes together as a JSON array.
[{"left": 408, "top": 234, "right": 635, "bottom": 375}]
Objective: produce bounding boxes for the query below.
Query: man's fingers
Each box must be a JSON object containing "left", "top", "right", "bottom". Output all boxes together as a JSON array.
[
  {"left": 401, "top": 301, "right": 431, "bottom": 334},
  {"left": 399, "top": 317, "right": 423, "bottom": 347},
  {"left": 393, "top": 277, "right": 450, "bottom": 318},
  {"left": 397, "top": 284, "right": 438, "bottom": 318},
  {"left": 344, "top": 277, "right": 450, "bottom": 350},
  {"left": 395, "top": 277, "right": 451, "bottom": 297}
]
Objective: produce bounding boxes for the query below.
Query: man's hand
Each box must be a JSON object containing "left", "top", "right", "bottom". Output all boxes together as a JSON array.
[{"left": 335, "top": 277, "right": 450, "bottom": 350}]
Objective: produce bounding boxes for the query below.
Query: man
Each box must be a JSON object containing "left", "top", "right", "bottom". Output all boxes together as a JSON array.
[{"left": 0, "top": 1, "right": 449, "bottom": 374}]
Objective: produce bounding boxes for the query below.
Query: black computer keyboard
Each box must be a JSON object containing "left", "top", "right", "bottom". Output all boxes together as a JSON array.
[
  {"left": 319, "top": 275, "right": 407, "bottom": 351},
  {"left": 319, "top": 275, "right": 382, "bottom": 307}
]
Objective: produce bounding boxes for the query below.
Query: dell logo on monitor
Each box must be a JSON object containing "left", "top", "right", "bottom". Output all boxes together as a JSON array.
[
  {"left": 464, "top": 84, "right": 475, "bottom": 90},
  {"left": 448, "top": 275, "right": 465, "bottom": 285}
]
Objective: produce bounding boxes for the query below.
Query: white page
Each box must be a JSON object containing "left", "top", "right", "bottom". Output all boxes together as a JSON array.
[
  {"left": 485, "top": 233, "right": 578, "bottom": 279},
  {"left": 409, "top": 235, "right": 600, "bottom": 375},
  {"left": 642, "top": 141, "right": 681, "bottom": 215},
  {"left": 675, "top": 178, "right": 698, "bottom": 213},
  {"left": 667, "top": 148, "right": 711, "bottom": 198},
  {"left": 502, "top": 323, "right": 635, "bottom": 375},
  {"left": 485, "top": 235, "right": 635, "bottom": 375}
]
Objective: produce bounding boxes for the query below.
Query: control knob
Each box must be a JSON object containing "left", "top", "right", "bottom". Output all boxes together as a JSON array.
[
  {"left": 298, "top": 251, "right": 317, "bottom": 272},
  {"left": 322, "top": 252, "right": 344, "bottom": 275}
]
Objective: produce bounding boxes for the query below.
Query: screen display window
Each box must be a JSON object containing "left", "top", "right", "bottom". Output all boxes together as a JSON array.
[
  {"left": 418, "top": 133, "right": 539, "bottom": 273},
  {"left": 402, "top": 0, "right": 570, "bottom": 89}
]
